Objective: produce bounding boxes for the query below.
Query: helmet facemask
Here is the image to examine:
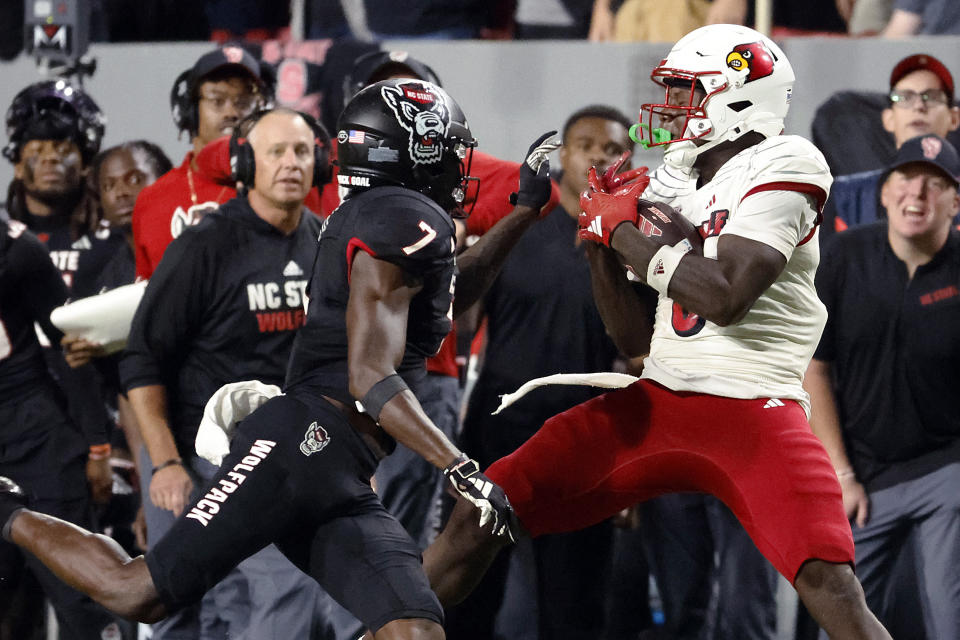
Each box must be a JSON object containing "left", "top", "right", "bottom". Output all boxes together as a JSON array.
[
  {"left": 636, "top": 72, "right": 721, "bottom": 149},
  {"left": 418, "top": 136, "right": 477, "bottom": 216}
]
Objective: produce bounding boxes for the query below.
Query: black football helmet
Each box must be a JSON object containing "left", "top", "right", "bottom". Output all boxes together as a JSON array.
[
  {"left": 336, "top": 78, "right": 476, "bottom": 212},
  {"left": 3, "top": 80, "right": 106, "bottom": 165}
]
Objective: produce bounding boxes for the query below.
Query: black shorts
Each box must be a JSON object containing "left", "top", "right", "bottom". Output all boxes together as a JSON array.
[{"left": 146, "top": 392, "right": 442, "bottom": 632}]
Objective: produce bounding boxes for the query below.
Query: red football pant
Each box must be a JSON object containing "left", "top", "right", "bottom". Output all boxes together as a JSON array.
[{"left": 486, "top": 379, "right": 854, "bottom": 582}]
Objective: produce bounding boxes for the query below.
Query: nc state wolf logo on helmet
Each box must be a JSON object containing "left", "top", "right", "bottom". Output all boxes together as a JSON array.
[
  {"left": 299, "top": 421, "right": 331, "bottom": 456},
  {"left": 381, "top": 81, "right": 450, "bottom": 167},
  {"left": 725, "top": 42, "right": 775, "bottom": 83}
]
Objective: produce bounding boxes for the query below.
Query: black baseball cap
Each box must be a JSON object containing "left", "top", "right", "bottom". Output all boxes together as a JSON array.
[
  {"left": 883, "top": 134, "right": 960, "bottom": 187},
  {"left": 346, "top": 50, "right": 442, "bottom": 98},
  {"left": 889, "top": 54, "right": 954, "bottom": 104},
  {"left": 192, "top": 46, "right": 263, "bottom": 85}
]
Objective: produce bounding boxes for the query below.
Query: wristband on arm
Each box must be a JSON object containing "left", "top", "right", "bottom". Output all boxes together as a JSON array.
[
  {"left": 88, "top": 443, "right": 112, "bottom": 461},
  {"left": 0, "top": 477, "right": 27, "bottom": 541},
  {"left": 360, "top": 374, "right": 410, "bottom": 423},
  {"left": 646, "top": 243, "right": 691, "bottom": 295},
  {"left": 152, "top": 458, "right": 184, "bottom": 476}
]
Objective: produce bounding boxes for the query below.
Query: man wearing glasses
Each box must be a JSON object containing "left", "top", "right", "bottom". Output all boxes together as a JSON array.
[
  {"left": 824, "top": 54, "right": 960, "bottom": 236},
  {"left": 131, "top": 47, "right": 270, "bottom": 281}
]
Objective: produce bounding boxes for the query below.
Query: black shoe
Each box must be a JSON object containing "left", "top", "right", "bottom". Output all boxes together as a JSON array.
[{"left": 0, "top": 476, "right": 27, "bottom": 541}]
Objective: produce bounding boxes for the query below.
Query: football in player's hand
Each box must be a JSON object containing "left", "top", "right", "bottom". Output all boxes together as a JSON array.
[{"left": 635, "top": 199, "right": 703, "bottom": 254}]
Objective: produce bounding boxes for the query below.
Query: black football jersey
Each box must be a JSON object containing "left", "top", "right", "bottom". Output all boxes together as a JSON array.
[
  {"left": 0, "top": 220, "right": 69, "bottom": 399},
  {"left": 72, "top": 225, "right": 130, "bottom": 299},
  {"left": 16, "top": 210, "right": 108, "bottom": 295},
  {"left": 286, "top": 186, "right": 456, "bottom": 402}
]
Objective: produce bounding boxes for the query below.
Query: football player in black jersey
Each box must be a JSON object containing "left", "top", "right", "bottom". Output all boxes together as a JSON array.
[
  {"left": 0, "top": 80, "right": 558, "bottom": 638},
  {"left": 2, "top": 78, "right": 116, "bottom": 507},
  {"left": 3, "top": 79, "right": 107, "bottom": 290},
  {"left": 0, "top": 219, "right": 121, "bottom": 638}
]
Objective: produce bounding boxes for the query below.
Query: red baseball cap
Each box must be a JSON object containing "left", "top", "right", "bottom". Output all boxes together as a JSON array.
[{"left": 889, "top": 54, "right": 954, "bottom": 103}]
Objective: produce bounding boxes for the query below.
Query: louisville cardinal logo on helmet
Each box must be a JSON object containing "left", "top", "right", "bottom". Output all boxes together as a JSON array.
[{"left": 725, "top": 42, "right": 775, "bottom": 83}]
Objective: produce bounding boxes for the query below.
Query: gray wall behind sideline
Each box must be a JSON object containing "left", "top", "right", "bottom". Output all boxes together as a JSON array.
[{"left": 1, "top": 36, "right": 958, "bottom": 191}]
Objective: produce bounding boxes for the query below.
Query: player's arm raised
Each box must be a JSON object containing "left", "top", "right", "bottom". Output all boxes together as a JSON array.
[{"left": 453, "top": 131, "right": 560, "bottom": 317}]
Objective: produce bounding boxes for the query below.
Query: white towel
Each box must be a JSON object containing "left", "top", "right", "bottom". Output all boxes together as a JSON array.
[{"left": 196, "top": 380, "right": 282, "bottom": 465}]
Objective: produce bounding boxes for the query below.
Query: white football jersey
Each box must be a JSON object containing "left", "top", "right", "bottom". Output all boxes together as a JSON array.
[{"left": 639, "top": 135, "right": 831, "bottom": 415}]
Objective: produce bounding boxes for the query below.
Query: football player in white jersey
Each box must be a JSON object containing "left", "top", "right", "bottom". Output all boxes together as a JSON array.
[{"left": 421, "top": 24, "right": 891, "bottom": 640}]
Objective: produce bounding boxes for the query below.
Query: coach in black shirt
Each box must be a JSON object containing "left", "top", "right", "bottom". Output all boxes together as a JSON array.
[
  {"left": 119, "top": 108, "right": 332, "bottom": 639},
  {"left": 805, "top": 134, "right": 960, "bottom": 638}
]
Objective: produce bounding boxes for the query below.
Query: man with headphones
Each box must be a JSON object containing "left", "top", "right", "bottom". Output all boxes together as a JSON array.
[
  {"left": 121, "top": 108, "right": 334, "bottom": 639},
  {"left": 131, "top": 46, "right": 271, "bottom": 281}
]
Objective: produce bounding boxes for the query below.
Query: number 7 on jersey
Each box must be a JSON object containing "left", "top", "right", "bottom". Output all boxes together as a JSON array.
[{"left": 402, "top": 221, "right": 437, "bottom": 255}]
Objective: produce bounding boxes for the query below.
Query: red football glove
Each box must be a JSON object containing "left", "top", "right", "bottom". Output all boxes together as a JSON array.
[
  {"left": 578, "top": 166, "right": 649, "bottom": 246},
  {"left": 592, "top": 151, "right": 650, "bottom": 193}
]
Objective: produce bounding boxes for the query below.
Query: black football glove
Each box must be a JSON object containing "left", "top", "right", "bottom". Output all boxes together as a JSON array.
[
  {"left": 510, "top": 130, "right": 561, "bottom": 211},
  {"left": 444, "top": 456, "right": 517, "bottom": 542}
]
